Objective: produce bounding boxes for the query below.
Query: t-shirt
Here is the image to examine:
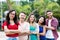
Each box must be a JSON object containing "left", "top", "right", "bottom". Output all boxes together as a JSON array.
[
  {"left": 46, "top": 19, "right": 54, "bottom": 38},
  {"left": 19, "top": 22, "right": 30, "bottom": 40},
  {"left": 2, "top": 21, "right": 19, "bottom": 37}
]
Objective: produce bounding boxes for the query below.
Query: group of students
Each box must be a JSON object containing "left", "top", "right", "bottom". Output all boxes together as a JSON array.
[{"left": 2, "top": 10, "right": 59, "bottom": 40}]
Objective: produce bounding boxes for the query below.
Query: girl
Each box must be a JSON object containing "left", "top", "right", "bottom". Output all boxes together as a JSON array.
[
  {"left": 2, "top": 10, "right": 20, "bottom": 40},
  {"left": 27, "top": 14, "right": 39, "bottom": 40},
  {"left": 37, "top": 16, "right": 46, "bottom": 40}
]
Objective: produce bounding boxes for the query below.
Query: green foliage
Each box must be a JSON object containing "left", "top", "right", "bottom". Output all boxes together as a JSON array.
[
  {"left": 2, "top": 2, "right": 8, "bottom": 11},
  {"left": 1, "top": 0, "right": 60, "bottom": 20},
  {"left": 57, "top": 0, "right": 60, "bottom": 5},
  {"left": 12, "top": 3, "right": 31, "bottom": 15}
]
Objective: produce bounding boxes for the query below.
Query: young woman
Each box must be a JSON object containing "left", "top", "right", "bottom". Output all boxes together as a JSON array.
[
  {"left": 37, "top": 16, "right": 46, "bottom": 40},
  {"left": 27, "top": 14, "right": 39, "bottom": 40},
  {"left": 2, "top": 10, "right": 20, "bottom": 40}
]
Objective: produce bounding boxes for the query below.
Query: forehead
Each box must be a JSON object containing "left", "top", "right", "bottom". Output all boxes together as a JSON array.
[
  {"left": 39, "top": 17, "right": 44, "bottom": 19},
  {"left": 11, "top": 11, "right": 15, "bottom": 13},
  {"left": 20, "top": 13, "right": 25, "bottom": 15},
  {"left": 47, "top": 12, "right": 52, "bottom": 14},
  {"left": 30, "top": 15, "right": 34, "bottom": 17}
]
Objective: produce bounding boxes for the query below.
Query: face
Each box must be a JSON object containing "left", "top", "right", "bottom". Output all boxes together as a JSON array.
[
  {"left": 19, "top": 13, "right": 26, "bottom": 20},
  {"left": 39, "top": 17, "right": 44, "bottom": 24},
  {"left": 9, "top": 11, "right": 15, "bottom": 20},
  {"left": 30, "top": 15, "right": 35, "bottom": 22},
  {"left": 47, "top": 12, "right": 53, "bottom": 18}
]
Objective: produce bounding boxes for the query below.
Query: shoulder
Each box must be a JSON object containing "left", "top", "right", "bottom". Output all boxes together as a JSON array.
[
  {"left": 53, "top": 17, "right": 58, "bottom": 20},
  {"left": 36, "top": 23, "right": 39, "bottom": 26},
  {"left": 24, "top": 21, "right": 30, "bottom": 25},
  {"left": 46, "top": 18, "right": 48, "bottom": 20},
  {"left": 43, "top": 25, "right": 47, "bottom": 28},
  {"left": 2, "top": 21, "right": 7, "bottom": 28},
  {"left": 35, "top": 23, "right": 39, "bottom": 27},
  {"left": 45, "top": 18, "right": 48, "bottom": 22},
  {"left": 52, "top": 17, "right": 58, "bottom": 22},
  {"left": 3, "top": 21, "right": 7, "bottom": 24}
]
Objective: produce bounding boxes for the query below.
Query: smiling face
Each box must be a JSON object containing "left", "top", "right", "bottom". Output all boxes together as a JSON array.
[
  {"left": 9, "top": 11, "right": 15, "bottom": 20},
  {"left": 19, "top": 13, "right": 26, "bottom": 20},
  {"left": 47, "top": 12, "right": 53, "bottom": 18},
  {"left": 29, "top": 15, "right": 35, "bottom": 23},
  {"left": 39, "top": 17, "right": 44, "bottom": 24}
]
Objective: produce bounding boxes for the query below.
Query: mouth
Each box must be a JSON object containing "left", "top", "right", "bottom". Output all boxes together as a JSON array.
[
  {"left": 12, "top": 16, "right": 14, "bottom": 17},
  {"left": 21, "top": 18, "right": 24, "bottom": 19}
]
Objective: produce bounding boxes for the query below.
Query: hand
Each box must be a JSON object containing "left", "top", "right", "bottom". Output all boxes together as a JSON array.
[
  {"left": 46, "top": 27, "right": 54, "bottom": 30},
  {"left": 31, "top": 32, "right": 38, "bottom": 34},
  {"left": 5, "top": 29, "right": 15, "bottom": 34},
  {"left": 5, "top": 29, "right": 10, "bottom": 33},
  {"left": 45, "top": 25, "right": 48, "bottom": 28},
  {"left": 37, "top": 33, "right": 39, "bottom": 35},
  {"left": 30, "top": 32, "right": 35, "bottom": 34},
  {"left": 5, "top": 31, "right": 15, "bottom": 34}
]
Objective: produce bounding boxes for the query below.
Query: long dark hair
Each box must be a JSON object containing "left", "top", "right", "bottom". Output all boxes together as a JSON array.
[
  {"left": 37, "top": 16, "right": 45, "bottom": 25},
  {"left": 6, "top": 10, "right": 18, "bottom": 25},
  {"left": 27, "top": 14, "right": 36, "bottom": 23}
]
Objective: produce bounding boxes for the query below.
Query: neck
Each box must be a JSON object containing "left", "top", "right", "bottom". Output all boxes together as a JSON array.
[
  {"left": 48, "top": 16, "right": 53, "bottom": 19},
  {"left": 30, "top": 22, "right": 34, "bottom": 26},
  {"left": 38, "top": 22, "right": 42, "bottom": 26},
  {"left": 30, "top": 21, "right": 33, "bottom": 24},
  {"left": 10, "top": 19, "right": 14, "bottom": 21},
  {"left": 20, "top": 19, "right": 24, "bottom": 23}
]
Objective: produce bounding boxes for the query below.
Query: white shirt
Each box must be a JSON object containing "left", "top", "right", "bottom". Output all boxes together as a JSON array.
[
  {"left": 34, "top": 23, "right": 39, "bottom": 33},
  {"left": 19, "top": 22, "right": 30, "bottom": 40},
  {"left": 46, "top": 19, "right": 54, "bottom": 38}
]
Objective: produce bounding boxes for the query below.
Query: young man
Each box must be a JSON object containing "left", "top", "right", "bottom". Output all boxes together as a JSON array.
[
  {"left": 46, "top": 10, "right": 59, "bottom": 40},
  {"left": 19, "top": 12, "right": 30, "bottom": 40}
]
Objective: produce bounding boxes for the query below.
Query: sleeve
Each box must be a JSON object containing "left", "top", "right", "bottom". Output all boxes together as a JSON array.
[
  {"left": 25, "top": 22, "right": 30, "bottom": 32},
  {"left": 2, "top": 21, "right": 7, "bottom": 30},
  {"left": 35, "top": 23, "right": 39, "bottom": 33},
  {"left": 52, "top": 19, "right": 58, "bottom": 30},
  {"left": 35, "top": 23, "right": 39, "bottom": 40}
]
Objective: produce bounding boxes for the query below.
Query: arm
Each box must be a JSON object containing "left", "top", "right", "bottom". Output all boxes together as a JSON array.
[
  {"left": 8, "top": 25, "right": 21, "bottom": 33},
  {"left": 36, "top": 24, "right": 39, "bottom": 40},
  {"left": 39, "top": 26, "right": 46, "bottom": 36},
  {"left": 3, "top": 21, "right": 20, "bottom": 34},
  {"left": 4, "top": 26, "right": 15, "bottom": 34},
  {"left": 3, "top": 21, "right": 13, "bottom": 34},
  {"left": 4, "top": 26, "right": 20, "bottom": 34},
  {"left": 46, "top": 27, "right": 55, "bottom": 30},
  {"left": 46, "top": 19, "right": 58, "bottom": 30},
  {"left": 19, "top": 23, "right": 30, "bottom": 36},
  {"left": 23, "top": 23, "right": 30, "bottom": 34},
  {"left": 31, "top": 24, "right": 39, "bottom": 34}
]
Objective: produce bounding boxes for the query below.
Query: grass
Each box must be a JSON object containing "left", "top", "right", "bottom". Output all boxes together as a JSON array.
[{"left": 58, "top": 30, "right": 60, "bottom": 32}]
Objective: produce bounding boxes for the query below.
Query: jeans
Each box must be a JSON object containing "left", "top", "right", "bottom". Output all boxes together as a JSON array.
[
  {"left": 7, "top": 37, "right": 18, "bottom": 40},
  {"left": 46, "top": 38, "right": 55, "bottom": 40}
]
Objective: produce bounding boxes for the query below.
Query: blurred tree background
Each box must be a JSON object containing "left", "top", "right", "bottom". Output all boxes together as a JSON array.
[
  {"left": 0, "top": 0, "right": 60, "bottom": 20},
  {"left": 0, "top": 0, "right": 60, "bottom": 30}
]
